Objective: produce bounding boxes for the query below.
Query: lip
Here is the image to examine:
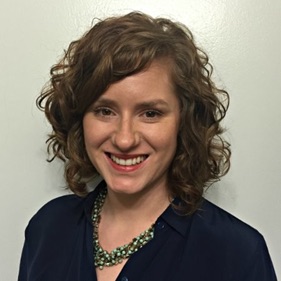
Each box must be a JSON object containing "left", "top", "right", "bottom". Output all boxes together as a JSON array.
[{"left": 105, "top": 152, "right": 148, "bottom": 172}]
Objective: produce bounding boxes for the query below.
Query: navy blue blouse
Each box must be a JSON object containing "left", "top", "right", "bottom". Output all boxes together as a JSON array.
[{"left": 18, "top": 182, "right": 277, "bottom": 281}]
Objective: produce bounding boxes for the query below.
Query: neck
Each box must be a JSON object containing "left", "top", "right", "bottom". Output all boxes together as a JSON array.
[{"left": 101, "top": 184, "right": 171, "bottom": 226}]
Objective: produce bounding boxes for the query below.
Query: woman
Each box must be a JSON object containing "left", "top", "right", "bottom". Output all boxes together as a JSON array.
[{"left": 18, "top": 12, "right": 277, "bottom": 281}]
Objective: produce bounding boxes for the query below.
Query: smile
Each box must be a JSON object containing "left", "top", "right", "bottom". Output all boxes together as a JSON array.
[{"left": 109, "top": 154, "right": 148, "bottom": 166}]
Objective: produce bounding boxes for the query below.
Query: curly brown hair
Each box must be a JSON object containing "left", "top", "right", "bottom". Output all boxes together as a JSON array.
[{"left": 37, "top": 11, "right": 230, "bottom": 214}]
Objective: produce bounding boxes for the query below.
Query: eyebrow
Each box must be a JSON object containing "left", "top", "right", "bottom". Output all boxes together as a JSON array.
[
  {"left": 94, "top": 98, "right": 170, "bottom": 108},
  {"left": 136, "top": 100, "right": 170, "bottom": 109},
  {"left": 93, "top": 98, "right": 117, "bottom": 107}
]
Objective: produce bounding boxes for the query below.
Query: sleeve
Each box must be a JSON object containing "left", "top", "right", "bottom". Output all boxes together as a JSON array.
[
  {"left": 243, "top": 235, "right": 277, "bottom": 281},
  {"left": 17, "top": 227, "right": 29, "bottom": 281}
]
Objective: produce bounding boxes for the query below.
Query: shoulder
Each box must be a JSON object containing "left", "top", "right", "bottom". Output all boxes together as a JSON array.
[
  {"left": 192, "top": 199, "right": 266, "bottom": 256},
  {"left": 198, "top": 200, "right": 261, "bottom": 236},
  {"left": 25, "top": 190, "right": 97, "bottom": 238},
  {"left": 24, "top": 182, "right": 106, "bottom": 239},
  {"left": 19, "top": 191, "right": 99, "bottom": 280},
  {"left": 184, "top": 200, "right": 277, "bottom": 279},
  {"left": 29, "top": 194, "right": 85, "bottom": 226}
]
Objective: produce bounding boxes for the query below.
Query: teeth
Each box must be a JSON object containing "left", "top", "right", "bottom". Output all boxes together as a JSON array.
[{"left": 110, "top": 155, "right": 146, "bottom": 166}]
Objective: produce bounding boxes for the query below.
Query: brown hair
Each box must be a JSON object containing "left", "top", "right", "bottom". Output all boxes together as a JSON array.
[{"left": 37, "top": 11, "right": 230, "bottom": 214}]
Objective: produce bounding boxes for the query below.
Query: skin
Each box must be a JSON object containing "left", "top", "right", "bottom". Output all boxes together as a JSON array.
[
  {"left": 83, "top": 60, "right": 180, "bottom": 199},
  {"left": 83, "top": 59, "right": 180, "bottom": 281}
]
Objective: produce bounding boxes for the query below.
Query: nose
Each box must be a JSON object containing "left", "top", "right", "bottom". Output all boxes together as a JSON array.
[{"left": 111, "top": 116, "right": 140, "bottom": 151}]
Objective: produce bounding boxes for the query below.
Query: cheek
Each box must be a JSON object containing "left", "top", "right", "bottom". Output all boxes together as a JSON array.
[
  {"left": 83, "top": 129, "right": 104, "bottom": 151},
  {"left": 146, "top": 122, "right": 179, "bottom": 150},
  {"left": 82, "top": 118, "right": 92, "bottom": 146},
  {"left": 83, "top": 116, "right": 101, "bottom": 150},
  {"left": 83, "top": 113, "right": 105, "bottom": 139}
]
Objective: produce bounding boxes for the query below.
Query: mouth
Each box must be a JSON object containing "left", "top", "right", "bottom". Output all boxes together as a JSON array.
[{"left": 106, "top": 153, "right": 148, "bottom": 166}]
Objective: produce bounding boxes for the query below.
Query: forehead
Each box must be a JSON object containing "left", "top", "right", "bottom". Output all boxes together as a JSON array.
[{"left": 102, "top": 60, "right": 175, "bottom": 99}]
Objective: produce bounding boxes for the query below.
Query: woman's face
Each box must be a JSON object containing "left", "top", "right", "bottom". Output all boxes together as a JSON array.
[{"left": 83, "top": 60, "right": 180, "bottom": 198}]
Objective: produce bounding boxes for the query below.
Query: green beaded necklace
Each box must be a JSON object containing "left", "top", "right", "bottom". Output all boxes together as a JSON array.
[{"left": 92, "top": 188, "right": 155, "bottom": 270}]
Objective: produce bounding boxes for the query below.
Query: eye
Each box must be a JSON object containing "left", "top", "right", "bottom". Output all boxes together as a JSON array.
[
  {"left": 144, "top": 110, "right": 159, "bottom": 118},
  {"left": 142, "top": 110, "right": 162, "bottom": 121},
  {"left": 93, "top": 107, "right": 114, "bottom": 117}
]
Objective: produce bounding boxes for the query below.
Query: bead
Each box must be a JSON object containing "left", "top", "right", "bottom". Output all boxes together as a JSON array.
[{"left": 92, "top": 188, "right": 155, "bottom": 269}]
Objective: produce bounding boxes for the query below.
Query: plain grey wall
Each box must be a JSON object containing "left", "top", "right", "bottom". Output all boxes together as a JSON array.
[{"left": 1, "top": 0, "right": 280, "bottom": 279}]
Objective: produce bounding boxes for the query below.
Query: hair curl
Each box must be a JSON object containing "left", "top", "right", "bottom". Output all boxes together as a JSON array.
[{"left": 37, "top": 11, "right": 231, "bottom": 214}]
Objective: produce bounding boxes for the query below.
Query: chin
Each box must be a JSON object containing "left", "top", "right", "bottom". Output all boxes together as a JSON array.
[{"left": 105, "top": 179, "right": 147, "bottom": 195}]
